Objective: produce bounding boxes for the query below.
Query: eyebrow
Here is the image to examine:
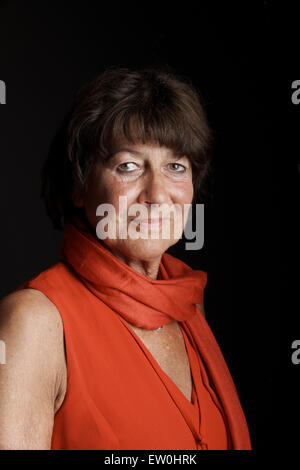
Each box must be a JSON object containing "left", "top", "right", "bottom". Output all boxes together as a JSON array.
[
  {"left": 108, "top": 147, "right": 186, "bottom": 160},
  {"left": 110, "top": 148, "right": 143, "bottom": 157}
]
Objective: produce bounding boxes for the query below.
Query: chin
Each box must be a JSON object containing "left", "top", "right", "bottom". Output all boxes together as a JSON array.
[{"left": 105, "top": 237, "right": 178, "bottom": 262}]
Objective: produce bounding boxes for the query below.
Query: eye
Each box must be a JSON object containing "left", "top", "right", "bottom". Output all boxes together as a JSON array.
[
  {"left": 117, "top": 162, "right": 139, "bottom": 172},
  {"left": 167, "top": 163, "right": 187, "bottom": 173}
]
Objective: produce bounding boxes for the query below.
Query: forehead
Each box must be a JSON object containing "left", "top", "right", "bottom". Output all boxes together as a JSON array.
[{"left": 108, "top": 140, "right": 185, "bottom": 159}]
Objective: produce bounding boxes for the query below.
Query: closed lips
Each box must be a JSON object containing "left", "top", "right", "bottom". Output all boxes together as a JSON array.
[{"left": 134, "top": 218, "right": 169, "bottom": 224}]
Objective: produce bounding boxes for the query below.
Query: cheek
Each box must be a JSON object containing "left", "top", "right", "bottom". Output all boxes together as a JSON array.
[
  {"left": 82, "top": 173, "right": 114, "bottom": 227},
  {"left": 84, "top": 172, "right": 120, "bottom": 208},
  {"left": 84, "top": 174, "right": 140, "bottom": 225},
  {"left": 171, "top": 181, "right": 194, "bottom": 229},
  {"left": 173, "top": 180, "right": 194, "bottom": 204},
  {"left": 106, "top": 176, "right": 144, "bottom": 212}
]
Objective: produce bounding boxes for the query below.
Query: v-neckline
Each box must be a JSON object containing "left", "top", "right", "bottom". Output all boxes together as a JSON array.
[{"left": 119, "top": 316, "right": 198, "bottom": 408}]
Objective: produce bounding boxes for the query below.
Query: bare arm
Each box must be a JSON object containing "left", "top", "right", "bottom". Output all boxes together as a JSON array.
[{"left": 0, "top": 289, "right": 66, "bottom": 450}]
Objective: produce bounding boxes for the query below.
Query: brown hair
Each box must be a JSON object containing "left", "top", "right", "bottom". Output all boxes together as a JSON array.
[{"left": 41, "top": 65, "right": 213, "bottom": 230}]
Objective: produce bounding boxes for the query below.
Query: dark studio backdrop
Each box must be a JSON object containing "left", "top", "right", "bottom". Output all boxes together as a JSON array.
[{"left": 0, "top": 0, "right": 286, "bottom": 453}]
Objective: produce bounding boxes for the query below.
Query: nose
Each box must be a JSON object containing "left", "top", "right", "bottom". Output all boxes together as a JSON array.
[{"left": 137, "top": 169, "right": 171, "bottom": 206}]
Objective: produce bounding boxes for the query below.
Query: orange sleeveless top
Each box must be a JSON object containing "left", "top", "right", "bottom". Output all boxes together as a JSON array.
[{"left": 16, "top": 217, "right": 251, "bottom": 450}]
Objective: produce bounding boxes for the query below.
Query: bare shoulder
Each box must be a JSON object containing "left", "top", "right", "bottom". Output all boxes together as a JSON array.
[
  {"left": 0, "top": 288, "right": 66, "bottom": 371},
  {"left": 0, "top": 288, "right": 67, "bottom": 402},
  {"left": 0, "top": 288, "right": 67, "bottom": 449},
  {"left": 0, "top": 287, "right": 62, "bottom": 327}
]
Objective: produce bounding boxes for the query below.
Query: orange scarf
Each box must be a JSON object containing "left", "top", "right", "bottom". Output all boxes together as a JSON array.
[
  {"left": 58, "top": 216, "right": 251, "bottom": 449},
  {"left": 59, "top": 216, "right": 206, "bottom": 329}
]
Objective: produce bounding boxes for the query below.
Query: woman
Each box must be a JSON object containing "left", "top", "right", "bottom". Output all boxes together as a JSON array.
[{"left": 0, "top": 66, "right": 251, "bottom": 450}]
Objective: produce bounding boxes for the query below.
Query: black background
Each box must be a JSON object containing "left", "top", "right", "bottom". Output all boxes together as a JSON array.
[{"left": 0, "top": 0, "right": 296, "bottom": 453}]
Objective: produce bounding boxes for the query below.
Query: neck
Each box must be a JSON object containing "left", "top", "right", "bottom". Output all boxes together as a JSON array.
[{"left": 103, "top": 245, "right": 162, "bottom": 280}]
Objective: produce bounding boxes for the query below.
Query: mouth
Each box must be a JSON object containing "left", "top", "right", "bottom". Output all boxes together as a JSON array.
[{"left": 131, "top": 217, "right": 170, "bottom": 228}]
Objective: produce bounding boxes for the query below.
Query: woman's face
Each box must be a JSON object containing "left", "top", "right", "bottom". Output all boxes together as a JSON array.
[{"left": 76, "top": 141, "right": 194, "bottom": 261}]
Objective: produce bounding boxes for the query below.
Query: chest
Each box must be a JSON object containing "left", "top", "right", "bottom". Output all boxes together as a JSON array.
[{"left": 126, "top": 321, "right": 193, "bottom": 403}]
